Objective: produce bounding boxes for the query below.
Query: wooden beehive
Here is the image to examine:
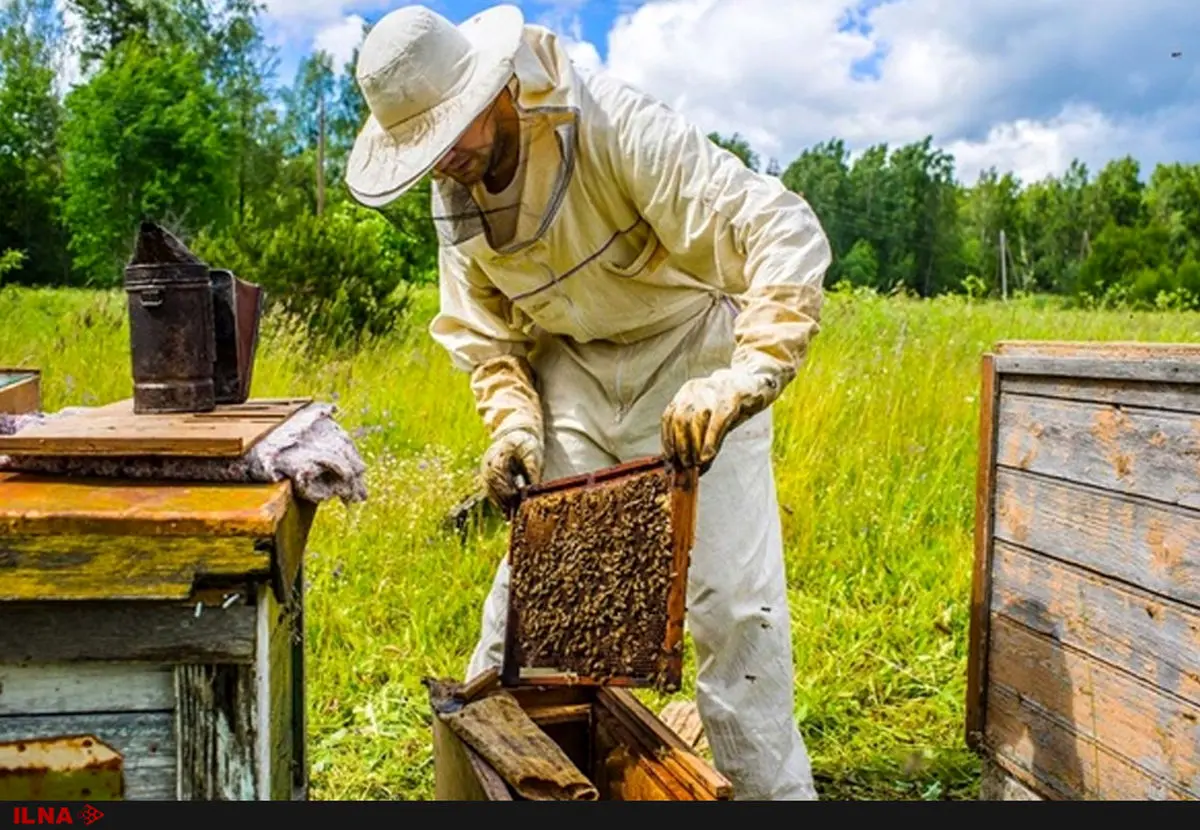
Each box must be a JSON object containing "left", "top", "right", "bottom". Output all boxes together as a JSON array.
[
  {"left": 0, "top": 369, "right": 40, "bottom": 414},
  {"left": 968, "top": 340, "right": 1200, "bottom": 801},
  {"left": 0, "top": 472, "right": 316, "bottom": 800},
  {"left": 431, "top": 683, "right": 731, "bottom": 800},
  {"left": 502, "top": 458, "right": 698, "bottom": 692}
]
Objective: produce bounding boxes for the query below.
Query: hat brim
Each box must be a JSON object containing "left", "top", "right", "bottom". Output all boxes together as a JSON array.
[{"left": 345, "top": 4, "right": 525, "bottom": 208}]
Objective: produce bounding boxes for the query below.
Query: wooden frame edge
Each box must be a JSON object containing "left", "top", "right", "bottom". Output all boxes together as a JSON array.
[
  {"left": 966, "top": 351, "right": 1000, "bottom": 752},
  {"left": 660, "top": 465, "right": 698, "bottom": 693}
]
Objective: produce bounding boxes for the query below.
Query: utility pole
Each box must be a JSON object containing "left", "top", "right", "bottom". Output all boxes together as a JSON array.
[
  {"left": 316, "top": 92, "right": 326, "bottom": 218},
  {"left": 999, "top": 228, "right": 1007, "bottom": 300}
]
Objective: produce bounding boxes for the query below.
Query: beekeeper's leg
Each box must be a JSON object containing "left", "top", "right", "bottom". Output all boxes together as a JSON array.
[
  {"left": 613, "top": 304, "right": 817, "bottom": 800},
  {"left": 683, "top": 408, "right": 816, "bottom": 800}
]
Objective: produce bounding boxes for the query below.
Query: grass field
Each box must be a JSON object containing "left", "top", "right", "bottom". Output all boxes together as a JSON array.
[{"left": 4, "top": 283, "right": 1199, "bottom": 800}]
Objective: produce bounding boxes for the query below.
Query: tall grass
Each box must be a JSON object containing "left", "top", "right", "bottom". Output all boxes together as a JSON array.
[{"left": 3, "top": 283, "right": 1198, "bottom": 800}]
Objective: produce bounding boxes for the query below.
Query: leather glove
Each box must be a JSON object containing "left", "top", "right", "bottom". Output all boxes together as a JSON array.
[
  {"left": 661, "top": 367, "right": 779, "bottom": 469},
  {"left": 481, "top": 427, "right": 543, "bottom": 516}
]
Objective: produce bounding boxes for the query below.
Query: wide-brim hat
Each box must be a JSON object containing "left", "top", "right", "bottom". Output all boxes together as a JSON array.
[{"left": 345, "top": 4, "right": 525, "bottom": 208}]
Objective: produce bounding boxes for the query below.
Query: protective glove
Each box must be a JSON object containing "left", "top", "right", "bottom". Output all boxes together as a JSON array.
[
  {"left": 660, "top": 367, "right": 779, "bottom": 470},
  {"left": 481, "top": 427, "right": 543, "bottom": 516}
]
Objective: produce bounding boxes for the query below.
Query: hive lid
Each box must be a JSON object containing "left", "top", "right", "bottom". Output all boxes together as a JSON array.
[{"left": 500, "top": 457, "right": 699, "bottom": 693}]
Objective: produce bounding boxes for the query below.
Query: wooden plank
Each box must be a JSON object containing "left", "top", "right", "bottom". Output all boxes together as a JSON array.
[
  {"left": 988, "top": 614, "right": 1200, "bottom": 795},
  {"left": 979, "top": 756, "right": 1045, "bottom": 800},
  {"left": 993, "top": 468, "right": 1200, "bottom": 608},
  {"left": 0, "top": 663, "right": 174, "bottom": 715},
  {"left": 1001, "top": 376, "right": 1200, "bottom": 417},
  {"left": 663, "top": 467, "right": 698, "bottom": 693},
  {"left": 270, "top": 497, "right": 316, "bottom": 613},
  {"left": 592, "top": 706, "right": 689, "bottom": 800},
  {"left": 994, "top": 340, "right": 1200, "bottom": 361},
  {"left": 266, "top": 578, "right": 300, "bottom": 800},
  {"left": 255, "top": 583, "right": 271, "bottom": 799},
  {"left": 175, "top": 664, "right": 258, "bottom": 800},
  {"left": 0, "top": 397, "right": 311, "bottom": 457},
  {"left": 288, "top": 562, "right": 307, "bottom": 800},
  {"left": 994, "top": 355, "right": 1200, "bottom": 385},
  {"left": 967, "top": 353, "right": 1000, "bottom": 749},
  {"left": 525, "top": 704, "right": 593, "bottom": 726},
  {"left": 984, "top": 681, "right": 1194, "bottom": 800},
  {"left": 996, "top": 392, "right": 1200, "bottom": 509},
  {"left": 0, "top": 534, "right": 270, "bottom": 601},
  {"left": 596, "top": 687, "right": 731, "bottom": 799},
  {"left": 0, "top": 474, "right": 292, "bottom": 537},
  {"left": 0, "top": 711, "right": 175, "bottom": 800},
  {"left": 0, "top": 601, "right": 257, "bottom": 664},
  {"left": 991, "top": 542, "right": 1200, "bottom": 706}
]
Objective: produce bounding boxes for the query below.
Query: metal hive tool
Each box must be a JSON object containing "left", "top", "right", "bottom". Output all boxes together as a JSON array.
[{"left": 501, "top": 457, "right": 700, "bottom": 693}]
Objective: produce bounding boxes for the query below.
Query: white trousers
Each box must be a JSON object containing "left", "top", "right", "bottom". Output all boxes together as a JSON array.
[{"left": 464, "top": 297, "right": 817, "bottom": 801}]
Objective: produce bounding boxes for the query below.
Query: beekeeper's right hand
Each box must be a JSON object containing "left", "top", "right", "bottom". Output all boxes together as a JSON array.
[{"left": 481, "top": 427, "right": 542, "bottom": 516}]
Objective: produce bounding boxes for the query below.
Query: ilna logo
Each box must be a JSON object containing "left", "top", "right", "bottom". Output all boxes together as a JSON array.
[{"left": 11, "top": 806, "right": 104, "bottom": 826}]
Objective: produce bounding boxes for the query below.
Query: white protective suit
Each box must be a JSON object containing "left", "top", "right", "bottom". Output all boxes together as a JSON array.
[{"left": 426, "top": 25, "right": 832, "bottom": 801}]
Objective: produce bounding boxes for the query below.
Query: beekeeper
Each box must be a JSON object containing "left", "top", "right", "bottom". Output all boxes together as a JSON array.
[{"left": 345, "top": 4, "right": 833, "bottom": 801}]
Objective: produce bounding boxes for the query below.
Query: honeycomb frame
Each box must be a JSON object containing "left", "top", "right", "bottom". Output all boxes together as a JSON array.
[{"left": 501, "top": 457, "right": 699, "bottom": 693}]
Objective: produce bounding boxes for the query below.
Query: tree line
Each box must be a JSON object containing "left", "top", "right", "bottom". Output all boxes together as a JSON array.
[{"left": 3, "top": 0, "right": 1198, "bottom": 346}]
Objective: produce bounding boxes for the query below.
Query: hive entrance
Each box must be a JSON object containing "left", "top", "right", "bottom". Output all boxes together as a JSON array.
[{"left": 502, "top": 459, "right": 697, "bottom": 691}]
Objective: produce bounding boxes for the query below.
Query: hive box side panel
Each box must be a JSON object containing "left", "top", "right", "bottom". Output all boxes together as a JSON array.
[
  {"left": 974, "top": 349, "right": 1200, "bottom": 801},
  {"left": 0, "top": 371, "right": 40, "bottom": 414},
  {"left": 0, "top": 662, "right": 177, "bottom": 800},
  {"left": 175, "top": 663, "right": 258, "bottom": 799},
  {"left": 966, "top": 354, "right": 1000, "bottom": 749},
  {"left": 262, "top": 565, "right": 306, "bottom": 800},
  {"left": 173, "top": 583, "right": 301, "bottom": 801},
  {"left": 431, "top": 715, "right": 513, "bottom": 800},
  {"left": 0, "top": 601, "right": 257, "bottom": 663}
]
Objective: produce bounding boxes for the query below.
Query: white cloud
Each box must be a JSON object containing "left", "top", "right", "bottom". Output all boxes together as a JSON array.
[
  {"left": 573, "top": 0, "right": 1200, "bottom": 182},
  {"left": 51, "top": 0, "right": 84, "bottom": 93},
  {"left": 262, "top": 0, "right": 376, "bottom": 25},
  {"left": 314, "top": 14, "right": 367, "bottom": 73}
]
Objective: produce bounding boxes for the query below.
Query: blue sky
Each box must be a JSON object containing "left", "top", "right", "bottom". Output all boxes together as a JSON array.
[
  {"left": 258, "top": 0, "right": 1200, "bottom": 185},
  {"left": 263, "top": 1, "right": 621, "bottom": 82}
]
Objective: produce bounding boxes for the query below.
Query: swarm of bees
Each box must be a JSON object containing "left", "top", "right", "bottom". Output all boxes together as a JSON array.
[{"left": 508, "top": 468, "right": 677, "bottom": 682}]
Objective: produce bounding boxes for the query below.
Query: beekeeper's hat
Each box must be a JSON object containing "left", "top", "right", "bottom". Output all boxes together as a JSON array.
[{"left": 344, "top": 4, "right": 524, "bottom": 207}]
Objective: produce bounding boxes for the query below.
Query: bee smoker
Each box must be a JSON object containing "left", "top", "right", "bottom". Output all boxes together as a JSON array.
[{"left": 123, "top": 221, "right": 263, "bottom": 414}]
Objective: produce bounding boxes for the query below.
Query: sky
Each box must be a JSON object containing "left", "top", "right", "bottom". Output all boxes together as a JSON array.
[{"left": 113, "top": 1, "right": 1200, "bottom": 185}]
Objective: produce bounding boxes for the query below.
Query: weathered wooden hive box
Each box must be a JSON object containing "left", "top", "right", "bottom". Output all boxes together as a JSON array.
[
  {"left": 432, "top": 458, "right": 732, "bottom": 800},
  {"left": 0, "top": 369, "right": 40, "bottom": 414},
  {"left": 0, "top": 469, "right": 315, "bottom": 800},
  {"left": 968, "top": 340, "right": 1200, "bottom": 801},
  {"left": 432, "top": 683, "right": 731, "bottom": 800}
]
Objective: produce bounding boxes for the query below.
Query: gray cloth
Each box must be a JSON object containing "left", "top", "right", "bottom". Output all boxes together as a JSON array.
[{"left": 0, "top": 402, "right": 368, "bottom": 505}]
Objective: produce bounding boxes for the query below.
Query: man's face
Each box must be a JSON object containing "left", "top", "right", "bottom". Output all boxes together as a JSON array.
[{"left": 434, "top": 99, "right": 499, "bottom": 186}]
